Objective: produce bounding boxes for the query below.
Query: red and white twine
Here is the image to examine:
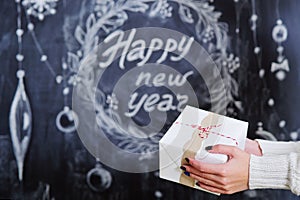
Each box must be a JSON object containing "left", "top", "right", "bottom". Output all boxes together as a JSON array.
[{"left": 174, "top": 121, "right": 239, "bottom": 146}]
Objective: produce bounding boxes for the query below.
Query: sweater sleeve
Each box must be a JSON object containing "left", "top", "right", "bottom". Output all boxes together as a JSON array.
[
  {"left": 249, "top": 152, "right": 300, "bottom": 196},
  {"left": 255, "top": 139, "right": 300, "bottom": 155}
]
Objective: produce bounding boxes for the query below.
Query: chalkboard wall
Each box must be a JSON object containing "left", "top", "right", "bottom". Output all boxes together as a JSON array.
[{"left": 0, "top": 0, "right": 299, "bottom": 199}]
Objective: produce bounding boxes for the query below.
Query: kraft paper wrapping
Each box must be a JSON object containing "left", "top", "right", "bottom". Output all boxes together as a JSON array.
[{"left": 179, "top": 113, "right": 224, "bottom": 187}]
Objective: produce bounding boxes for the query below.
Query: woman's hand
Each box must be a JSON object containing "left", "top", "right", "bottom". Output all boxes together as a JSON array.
[{"left": 182, "top": 145, "right": 251, "bottom": 194}]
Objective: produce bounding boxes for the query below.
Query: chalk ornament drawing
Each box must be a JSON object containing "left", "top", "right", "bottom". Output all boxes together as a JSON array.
[
  {"left": 9, "top": 70, "right": 32, "bottom": 182},
  {"left": 21, "top": 0, "right": 59, "bottom": 21},
  {"left": 10, "top": 1, "right": 33, "bottom": 182},
  {"left": 70, "top": 0, "right": 238, "bottom": 155},
  {"left": 270, "top": 19, "right": 290, "bottom": 81}
]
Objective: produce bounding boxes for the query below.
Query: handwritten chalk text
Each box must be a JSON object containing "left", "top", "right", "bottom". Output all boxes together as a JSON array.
[{"left": 99, "top": 29, "right": 194, "bottom": 69}]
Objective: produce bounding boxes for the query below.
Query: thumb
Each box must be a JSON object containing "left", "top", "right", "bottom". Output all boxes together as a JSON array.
[{"left": 206, "top": 144, "right": 240, "bottom": 158}]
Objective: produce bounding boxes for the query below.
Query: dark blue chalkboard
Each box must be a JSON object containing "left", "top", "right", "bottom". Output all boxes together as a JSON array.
[{"left": 0, "top": 0, "right": 299, "bottom": 199}]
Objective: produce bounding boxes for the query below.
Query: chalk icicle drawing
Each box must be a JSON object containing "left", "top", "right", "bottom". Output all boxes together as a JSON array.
[{"left": 9, "top": 70, "right": 32, "bottom": 181}]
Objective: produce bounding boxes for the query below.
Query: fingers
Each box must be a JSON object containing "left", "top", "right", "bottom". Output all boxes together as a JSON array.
[
  {"left": 187, "top": 158, "right": 225, "bottom": 175},
  {"left": 181, "top": 166, "right": 227, "bottom": 193},
  {"left": 197, "top": 182, "right": 232, "bottom": 194},
  {"left": 208, "top": 144, "right": 241, "bottom": 158},
  {"left": 181, "top": 145, "right": 249, "bottom": 195},
  {"left": 184, "top": 166, "right": 226, "bottom": 187},
  {"left": 182, "top": 165, "right": 221, "bottom": 181},
  {"left": 182, "top": 170, "right": 235, "bottom": 194},
  {"left": 189, "top": 173, "right": 225, "bottom": 191}
]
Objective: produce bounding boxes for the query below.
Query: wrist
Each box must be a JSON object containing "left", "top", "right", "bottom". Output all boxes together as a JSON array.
[
  {"left": 245, "top": 139, "right": 263, "bottom": 156},
  {"left": 254, "top": 140, "right": 263, "bottom": 156}
]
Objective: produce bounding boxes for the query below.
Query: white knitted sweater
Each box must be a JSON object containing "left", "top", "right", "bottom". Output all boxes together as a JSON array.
[{"left": 249, "top": 140, "right": 300, "bottom": 196}]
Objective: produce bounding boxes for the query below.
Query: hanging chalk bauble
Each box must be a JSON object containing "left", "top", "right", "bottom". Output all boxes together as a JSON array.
[
  {"left": 56, "top": 106, "right": 78, "bottom": 133},
  {"left": 86, "top": 162, "right": 112, "bottom": 192},
  {"left": 275, "top": 70, "right": 286, "bottom": 81},
  {"left": 9, "top": 69, "right": 32, "bottom": 181},
  {"left": 272, "top": 22, "right": 288, "bottom": 43}
]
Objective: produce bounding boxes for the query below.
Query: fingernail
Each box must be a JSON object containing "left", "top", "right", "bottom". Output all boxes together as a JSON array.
[
  {"left": 185, "top": 157, "right": 190, "bottom": 163},
  {"left": 180, "top": 166, "right": 186, "bottom": 171},
  {"left": 205, "top": 146, "right": 213, "bottom": 151},
  {"left": 184, "top": 171, "right": 190, "bottom": 176},
  {"left": 196, "top": 182, "right": 200, "bottom": 187}
]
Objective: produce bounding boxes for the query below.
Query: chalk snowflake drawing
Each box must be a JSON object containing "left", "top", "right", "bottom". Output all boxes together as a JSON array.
[
  {"left": 106, "top": 93, "right": 119, "bottom": 110},
  {"left": 223, "top": 53, "right": 241, "bottom": 74},
  {"left": 149, "top": 0, "right": 173, "bottom": 18},
  {"left": 71, "top": 0, "right": 238, "bottom": 154},
  {"left": 22, "top": 0, "right": 59, "bottom": 20}
]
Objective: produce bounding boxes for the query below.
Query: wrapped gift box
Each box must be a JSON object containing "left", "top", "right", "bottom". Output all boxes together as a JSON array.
[{"left": 159, "top": 105, "right": 248, "bottom": 195}]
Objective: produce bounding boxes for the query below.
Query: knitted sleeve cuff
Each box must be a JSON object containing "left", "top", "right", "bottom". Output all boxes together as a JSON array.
[
  {"left": 249, "top": 154, "right": 290, "bottom": 190},
  {"left": 255, "top": 139, "right": 300, "bottom": 155},
  {"left": 249, "top": 153, "right": 300, "bottom": 196}
]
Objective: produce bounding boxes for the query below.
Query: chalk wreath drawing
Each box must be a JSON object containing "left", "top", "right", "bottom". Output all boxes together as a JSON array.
[
  {"left": 70, "top": 0, "right": 238, "bottom": 155},
  {"left": 73, "top": 27, "right": 229, "bottom": 173},
  {"left": 21, "top": 0, "right": 59, "bottom": 21}
]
